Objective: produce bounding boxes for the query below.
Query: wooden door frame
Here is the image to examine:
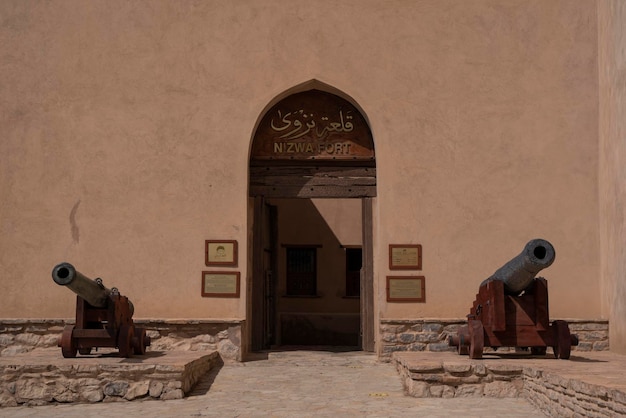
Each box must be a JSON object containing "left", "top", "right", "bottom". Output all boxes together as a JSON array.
[{"left": 361, "top": 197, "right": 375, "bottom": 351}]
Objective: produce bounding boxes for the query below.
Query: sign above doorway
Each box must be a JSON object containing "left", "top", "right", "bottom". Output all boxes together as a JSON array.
[{"left": 251, "top": 90, "right": 375, "bottom": 162}]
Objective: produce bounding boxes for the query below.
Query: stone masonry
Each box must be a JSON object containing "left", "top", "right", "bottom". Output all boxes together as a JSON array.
[
  {"left": 0, "top": 319, "right": 243, "bottom": 362},
  {"left": 380, "top": 319, "right": 609, "bottom": 361},
  {"left": 394, "top": 351, "right": 626, "bottom": 417},
  {"left": 0, "top": 349, "right": 220, "bottom": 407}
]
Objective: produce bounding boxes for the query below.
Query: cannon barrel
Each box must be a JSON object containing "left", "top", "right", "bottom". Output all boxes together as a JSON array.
[
  {"left": 52, "top": 262, "right": 112, "bottom": 309},
  {"left": 483, "top": 239, "right": 556, "bottom": 294}
]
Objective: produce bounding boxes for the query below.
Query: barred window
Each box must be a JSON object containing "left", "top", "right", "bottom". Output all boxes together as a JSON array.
[{"left": 286, "top": 247, "right": 317, "bottom": 296}]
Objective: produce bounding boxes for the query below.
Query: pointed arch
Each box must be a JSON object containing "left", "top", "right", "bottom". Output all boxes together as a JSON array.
[{"left": 249, "top": 81, "right": 376, "bottom": 198}]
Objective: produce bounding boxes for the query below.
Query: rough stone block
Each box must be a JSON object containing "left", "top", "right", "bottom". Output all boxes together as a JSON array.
[
  {"left": 473, "top": 363, "right": 487, "bottom": 376},
  {"left": 125, "top": 381, "right": 150, "bottom": 400},
  {"left": 429, "top": 385, "right": 444, "bottom": 397},
  {"left": 192, "top": 334, "right": 219, "bottom": 344},
  {"left": 483, "top": 380, "right": 521, "bottom": 398},
  {"left": 1, "top": 345, "right": 31, "bottom": 356},
  {"left": 570, "top": 379, "right": 607, "bottom": 398},
  {"left": 15, "top": 333, "right": 42, "bottom": 346},
  {"left": 428, "top": 342, "right": 455, "bottom": 352},
  {"left": 380, "top": 324, "right": 403, "bottom": 333},
  {"left": 455, "top": 384, "right": 483, "bottom": 397},
  {"left": 486, "top": 364, "right": 523, "bottom": 375},
  {"left": 409, "top": 324, "right": 424, "bottom": 332},
  {"left": 592, "top": 340, "right": 609, "bottom": 351},
  {"left": 415, "top": 333, "right": 440, "bottom": 343},
  {"left": 218, "top": 339, "right": 240, "bottom": 361},
  {"left": 149, "top": 381, "right": 164, "bottom": 398},
  {"left": 406, "top": 362, "right": 443, "bottom": 373},
  {"left": 441, "top": 375, "right": 462, "bottom": 384},
  {"left": 166, "top": 380, "right": 183, "bottom": 390},
  {"left": 409, "top": 372, "right": 442, "bottom": 383},
  {"left": 382, "top": 344, "right": 408, "bottom": 354},
  {"left": 611, "top": 389, "right": 626, "bottom": 405},
  {"left": 407, "top": 380, "right": 429, "bottom": 397},
  {"left": 443, "top": 363, "right": 471, "bottom": 374},
  {"left": 160, "top": 388, "right": 184, "bottom": 400},
  {"left": 459, "top": 376, "right": 481, "bottom": 384},
  {"left": 228, "top": 326, "right": 241, "bottom": 345},
  {"left": 14, "top": 380, "right": 55, "bottom": 403},
  {"left": 423, "top": 323, "right": 443, "bottom": 333},
  {"left": 579, "top": 331, "right": 609, "bottom": 341},
  {"left": 0, "top": 391, "right": 17, "bottom": 407},
  {"left": 407, "top": 342, "right": 427, "bottom": 351},
  {"left": 568, "top": 323, "right": 608, "bottom": 332},
  {"left": 0, "top": 335, "right": 15, "bottom": 346},
  {"left": 523, "top": 367, "right": 541, "bottom": 378},
  {"left": 103, "top": 381, "right": 129, "bottom": 397},
  {"left": 54, "top": 388, "right": 79, "bottom": 403},
  {"left": 38, "top": 334, "right": 60, "bottom": 347},
  {"left": 80, "top": 386, "right": 103, "bottom": 403},
  {"left": 441, "top": 385, "right": 456, "bottom": 398},
  {"left": 191, "top": 343, "right": 217, "bottom": 352}
]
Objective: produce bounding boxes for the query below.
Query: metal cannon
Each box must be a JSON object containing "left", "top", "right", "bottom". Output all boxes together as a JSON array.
[
  {"left": 52, "top": 262, "right": 150, "bottom": 358},
  {"left": 449, "top": 239, "right": 578, "bottom": 359}
]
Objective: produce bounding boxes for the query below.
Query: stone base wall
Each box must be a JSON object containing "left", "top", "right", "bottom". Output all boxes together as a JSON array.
[
  {"left": 0, "top": 351, "right": 220, "bottom": 407},
  {"left": 524, "top": 368, "right": 626, "bottom": 417},
  {"left": 394, "top": 352, "right": 626, "bottom": 417},
  {"left": 394, "top": 354, "right": 525, "bottom": 398},
  {"left": 0, "top": 319, "right": 244, "bottom": 362},
  {"left": 380, "top": 319, "right": 609, "bottom": 361}
]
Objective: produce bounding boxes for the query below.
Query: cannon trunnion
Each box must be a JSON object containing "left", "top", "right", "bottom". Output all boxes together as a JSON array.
[
  {"left": 449, "top": 239, "right": 578, "bottom": 359},
  {"left": 52, "top": 262, "right": 150, "bottom": 358}
]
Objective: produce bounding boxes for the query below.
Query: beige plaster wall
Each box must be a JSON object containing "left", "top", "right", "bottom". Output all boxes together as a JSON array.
[
  {"left": 371, "top": 1, "right": 600, "bottom": 319},
  {"left": 599, "top": 0, "right": 626, "bottom": 354},
  {"left": 0, "top": 1, "right": 601, "bottom": 326}
]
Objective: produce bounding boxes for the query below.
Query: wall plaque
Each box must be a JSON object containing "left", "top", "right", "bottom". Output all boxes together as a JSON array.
[
  {"left": 205, "top": 240, "right": 238, "bottom": 267},
  {"left": 201, "top": 272, "right": 241, "bottom": 298},
  {"left": 389, "top": 244, "right": 422, "bottom": 270},
  {"left": 386, "top": 276, "right": 425, "bottom": 302}
]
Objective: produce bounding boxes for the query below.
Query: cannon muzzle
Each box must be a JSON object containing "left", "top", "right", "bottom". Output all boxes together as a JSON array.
[
  {"left": 52, "top": 262, "right": 111, "bottom": 308},
  {"left": 483, "top": 239, "right": 556, "bottom": 294}
]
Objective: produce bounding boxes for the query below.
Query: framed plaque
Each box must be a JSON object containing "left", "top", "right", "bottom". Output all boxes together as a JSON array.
[
  {"left": 205, "top": 240, "right": 238, "bottom": 267},
  {"left": 389, "top": 244, "right": 422, "bottom": 270},
  {"left": 386, "top": 276, "right": 425, "bottom": 302},
  {"left": 201, "top": 271, "right": 241, "bottom": 298}
]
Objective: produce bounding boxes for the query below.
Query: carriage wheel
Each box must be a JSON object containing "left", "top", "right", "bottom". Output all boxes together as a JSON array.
[
  {"left": 468, "top": 320, "right": 484, "bottom": 359},
  {"left": 459, "top": 335, "right": 469, "bottom": 355},
  {"left": 117, "top": 325, "right": 134, "bottom": 358},
  {"left": 552, "top": 320, "right": 572, "bottom": 359},
  {"left": 132, "top": 327, "right": 147, "bottom": 355},
  {"left": 456, "top": 326, "right": 470, "bottom": 355},
  {"left": 60, "top": 325, "right": 77, "bottom": 358}
]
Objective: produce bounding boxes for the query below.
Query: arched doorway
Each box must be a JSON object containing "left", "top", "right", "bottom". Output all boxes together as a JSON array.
[{"left": 249, "top": 85, "right": 376, "bottom": 351}]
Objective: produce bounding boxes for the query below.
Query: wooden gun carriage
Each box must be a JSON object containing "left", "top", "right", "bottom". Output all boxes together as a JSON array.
[
  {"left": 52, "top": 262, "right": 150, "bottom": 358},
  {"left": 449, "top": 239, "right": 578, "bottom": 359}
]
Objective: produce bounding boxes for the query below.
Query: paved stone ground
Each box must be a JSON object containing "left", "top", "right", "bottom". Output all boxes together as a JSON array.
[{"left": 0, "top": 349, "right": 547, "bottom": 417}]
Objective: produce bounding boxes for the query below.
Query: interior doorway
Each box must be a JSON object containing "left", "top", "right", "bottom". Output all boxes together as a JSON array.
[{"left": 249, "top": 86, "right": 376, "bottom": 352}]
